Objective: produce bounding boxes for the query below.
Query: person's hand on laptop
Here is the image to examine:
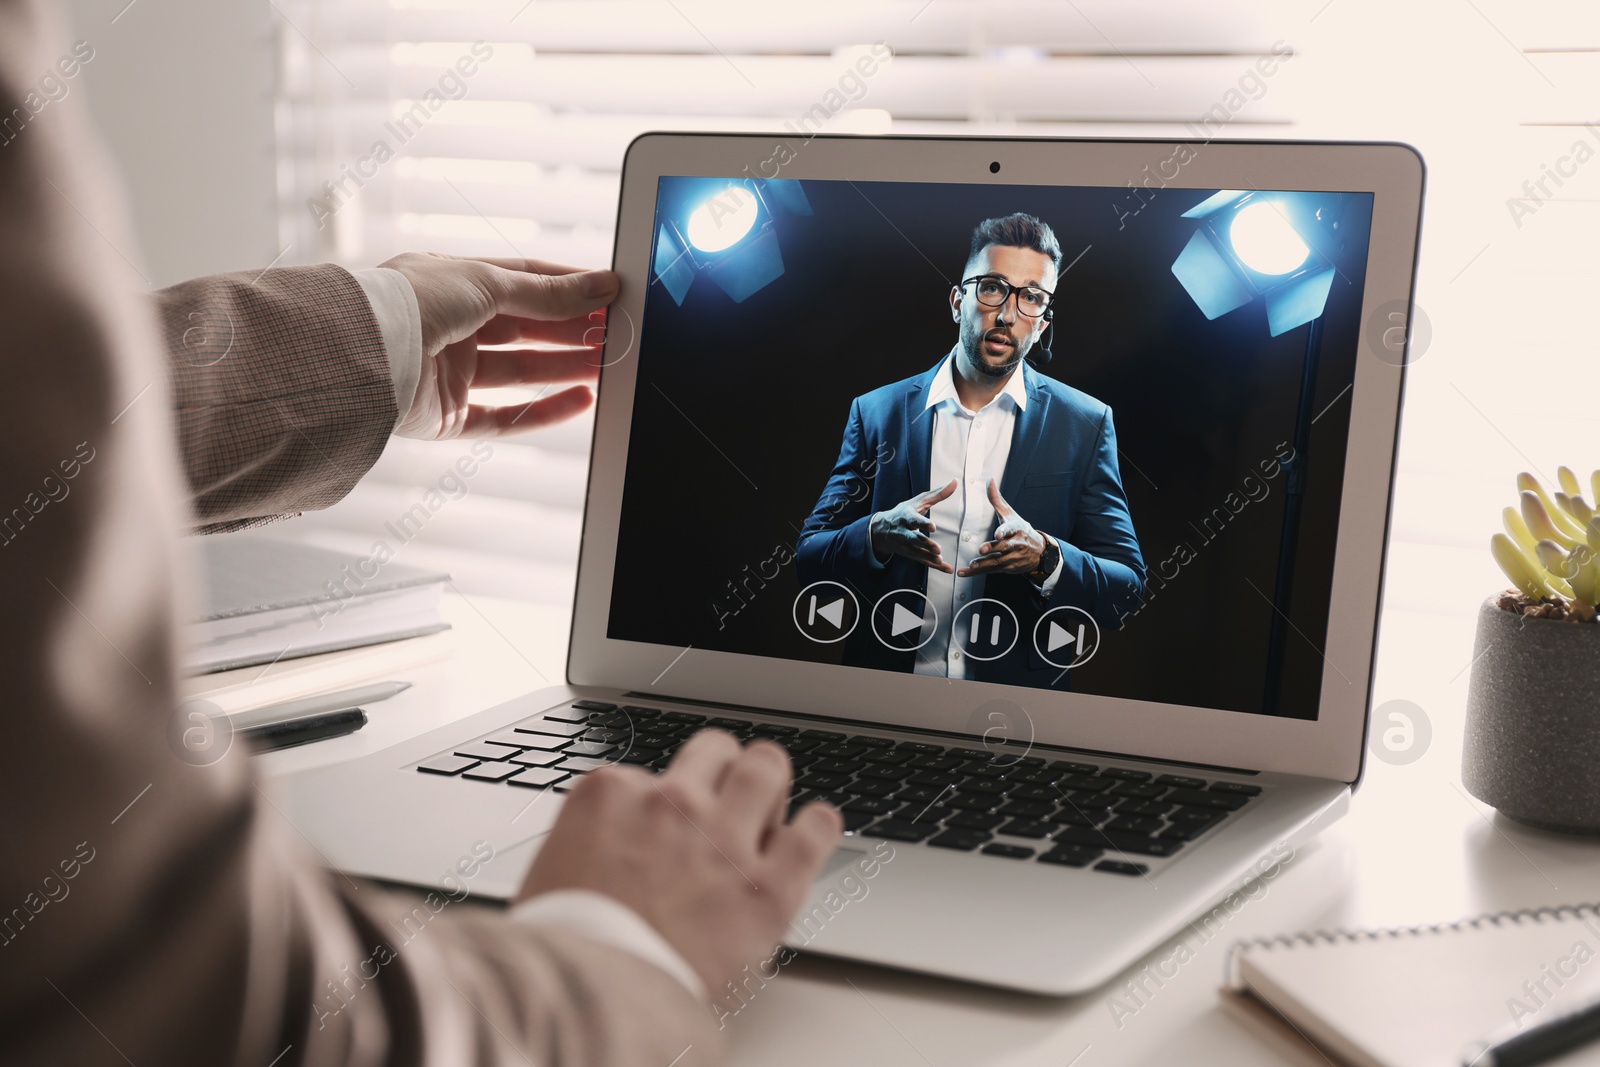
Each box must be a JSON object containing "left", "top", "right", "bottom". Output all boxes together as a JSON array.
[
  {"left": 517, "top": 729, "right": 843, "bottom": 996},
  {"left": 383, "top": 251, "right": 619, "bottom": 440},
  {"left": 869, "top": 478, "right": 959, "bottom": 571}
]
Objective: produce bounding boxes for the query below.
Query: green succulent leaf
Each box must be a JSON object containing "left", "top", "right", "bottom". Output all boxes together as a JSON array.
[
  {"left": 1520, "top": 474, "right": 1589, "bottom": 541},
  {"left": 1492, "top": 533, "right": 1552, "bottom": 600},
  {"left": 1504, "top": 506, "right": 1540, "bottom": 553},
  {"left": 1570, "top": 547, "right": 1600, "bottom": 607},
  {"left": 1559, "top": 466, "right": 1582, "bottom": 498},
  {"left": 1521, "top": 490, "right": 1580, "bottom": 550}
]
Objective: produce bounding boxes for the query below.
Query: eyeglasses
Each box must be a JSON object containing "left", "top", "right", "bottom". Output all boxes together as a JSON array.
[{"left": 960, "top": 275, "right": 1054, "bottom": 318}]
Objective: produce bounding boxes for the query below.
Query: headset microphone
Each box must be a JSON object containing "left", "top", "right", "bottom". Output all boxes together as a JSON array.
[{"left": 1030, "top": 309, "right": 1055, "bottom": 367}]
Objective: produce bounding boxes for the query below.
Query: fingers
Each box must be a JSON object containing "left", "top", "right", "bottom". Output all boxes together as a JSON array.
[
  {"left": 470, "top": 348, "right": 603, "bottom": 390},
  {"left": 765, "top": 803, "right": 843, "bottom": 906},
  {"left": 661, "top": 728, "right": 744, "bottom": 796},
  {"left": 977, "top": 522, "right": 1027, "bottom": 556},
  {"left": 917, "top": 479, "right": 959, "bottom": 512},
  {"left": 890, "top": 530, "right": 951, "bottom": 573},
  {"left": 458, "top": 385, "right": 594, "bottom": 437},
  {"left": 884, "top": 504, "right": 936, "bottom": 540},
  {"left": 419, "top": 251, "right": 601, "bottom": 279},
  {"left": 476, "top": 311, "right": 605, "bottom": 347},
  {"left": 483, "top": 262, "right": 620, "bottom": 322},
  {"left": 716, "top": 741, "right": 793, "bottom": 845},
  {"left": 960, "top": 534, "right": 1026, "bottom": 575},
  {"left": 423, "top": 252, "right": 594, "bottom": 278},
  {"left": 987, "top": 478, "right": 1013, "bottom": 518},
  {"left": 959, "top": 549, "right": 1027, "bottom": 576}
]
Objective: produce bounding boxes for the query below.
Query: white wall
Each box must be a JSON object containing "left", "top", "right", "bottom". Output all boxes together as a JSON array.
[{"left": 63, "top": 0, "right": 278, "bottom": 286}]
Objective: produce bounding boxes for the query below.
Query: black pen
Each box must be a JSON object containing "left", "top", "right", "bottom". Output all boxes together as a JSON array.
[
  {"left": 1462, "top": 988, "right": 1600, "bottom": 1067},
  {"left": 240, "top": 707, "right": 367, "bottom": 752}
]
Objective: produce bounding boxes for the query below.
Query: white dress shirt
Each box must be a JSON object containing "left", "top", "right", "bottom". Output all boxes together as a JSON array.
[
  {"left": 351, "top": 267, "right": 424, "bottom": 427},
  {"left": 350, "top": 266, "right": 705, "bottom": 1000},
  {"left": 915, "top": 351, "right": 1063, "bottom": 680}
]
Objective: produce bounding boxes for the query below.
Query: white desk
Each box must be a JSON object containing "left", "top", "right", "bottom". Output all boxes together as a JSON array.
[
  {"left": 248, "top": 592, "right": 567, "bottom": 779},
  {"left": 257, "top": 592, "right": 1600, "bottom": 1066}
]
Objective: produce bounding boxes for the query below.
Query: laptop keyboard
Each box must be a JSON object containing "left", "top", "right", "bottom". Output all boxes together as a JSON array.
[{"left": 415, "top": 700, "right": 1262, "bottom": 877}]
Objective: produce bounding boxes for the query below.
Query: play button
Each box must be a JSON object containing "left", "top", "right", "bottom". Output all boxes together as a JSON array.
[
  {"left": 1033, "top": 606, "right": 1100, "bottom": 670},
  {"left": 1046, "top": 620, "right": 1081, "bottom": 654},
  {"left": 793, "top": 582, "right": 859, "bottom": 644},
  {"left": 870, "top": 589, "right": 937, "bottom": 652}
]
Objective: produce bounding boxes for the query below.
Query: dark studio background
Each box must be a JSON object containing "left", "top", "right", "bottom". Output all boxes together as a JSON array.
[{"left": 605, "top": 176, "right": 1374, "bottom": 719}]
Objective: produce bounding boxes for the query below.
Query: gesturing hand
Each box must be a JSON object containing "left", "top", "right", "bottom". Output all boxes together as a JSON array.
[
  {"left": 869, "top": 479, "right": 958, "bottom": 572},
  {"left": 382, "top": 251, "right": 620, "bottom": 440},
  {"left": 958, "top": 479, "right": 1049, "bottom": 577},
  {"left": 518, "top": 730, "right": 842, "bottom": 997}
]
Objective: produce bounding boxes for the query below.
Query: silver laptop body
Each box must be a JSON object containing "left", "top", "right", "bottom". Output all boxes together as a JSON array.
[{"left": 276, "top": 133, "right": 1423, "bottom": 994}]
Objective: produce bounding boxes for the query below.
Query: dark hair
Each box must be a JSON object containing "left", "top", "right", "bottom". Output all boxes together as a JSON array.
[{"left": 965, "top": 213, "right": 1062, "bottom": 275}]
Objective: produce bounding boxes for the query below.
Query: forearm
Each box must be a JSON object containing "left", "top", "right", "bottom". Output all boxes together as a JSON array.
[
  {"left": 1046, "top": 541, "right": 1146, "bottom": 625},
  {"left": 155, "top": 264, "right": 398, "bottom": 530},
  {"left": 1045, "top": 410, "right": 1146, "bottom": 622},
  {"left": 0, "top": 4, "right": 718, "bottom": 1060},
  {"left": 796, "top": 513, "right": 879, "bottom": 585},
  {"left": 287, "top": 876, "right": 720, "bottom": 1066}
]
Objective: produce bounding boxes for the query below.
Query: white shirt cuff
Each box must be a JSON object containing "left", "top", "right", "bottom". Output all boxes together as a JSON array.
[
  {"left": 351, "top": 266, "right": 422, "bottom": 430},
  {"left": 510, "top": 889, "right": 706, "bottom": 1002},
  {"left": 1034, "top": 537, "right": 1065, "bottom": 598}
]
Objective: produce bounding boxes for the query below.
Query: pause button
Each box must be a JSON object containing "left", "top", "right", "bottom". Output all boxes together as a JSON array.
[{"left": 950, "top": 599, "right": 1019, "bottom": 662}]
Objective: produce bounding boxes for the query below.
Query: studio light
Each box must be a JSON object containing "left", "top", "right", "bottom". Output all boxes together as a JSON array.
[
  {"left": 1169, "top": 189, "right": 1335, "bottom": 338},
  {"left": 1169, "top": 188, "right": 1356, "bottom": 714},
  {"left": 1228, "top": 201, "right": 1308, "bottom": 275},
  {"left": 685, "top": 186, "right": 759, "bottom": 252},
  {"left": 652, "top": 177, "right": 813, "bottom": 306}
]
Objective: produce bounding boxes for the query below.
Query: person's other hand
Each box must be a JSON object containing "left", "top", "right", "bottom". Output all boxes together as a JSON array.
[
  {"left": 517, "top": 730, "right": 843, "bottom": 996},
  {"left": 958, "top": 478, "right": 1048, "bottom": 576},
  {"left": 381, "top": 251, "right": 619, "bottom": 439},
  {"left": 868, "top": 479, "right": 958, "bottom": 571}
]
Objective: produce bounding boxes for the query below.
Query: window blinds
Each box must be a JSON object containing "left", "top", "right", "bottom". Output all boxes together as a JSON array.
[{"left": 271, "top": 0, "right": 1296, "bottom": 607}]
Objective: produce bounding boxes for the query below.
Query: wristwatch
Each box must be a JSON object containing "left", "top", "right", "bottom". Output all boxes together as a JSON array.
[{"left": 1029, "top": 535, "right": 1061, "bottom": 585}]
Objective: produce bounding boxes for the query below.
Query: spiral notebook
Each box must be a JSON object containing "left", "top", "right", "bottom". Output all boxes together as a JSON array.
[{"left": 1222, "top": 903, "right": 1600, "bottom": 1067}]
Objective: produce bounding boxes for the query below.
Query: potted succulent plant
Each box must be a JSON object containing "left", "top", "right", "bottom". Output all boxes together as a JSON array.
[{"left": 1462, "top": 468, "right": 1600, "bottom": 834}]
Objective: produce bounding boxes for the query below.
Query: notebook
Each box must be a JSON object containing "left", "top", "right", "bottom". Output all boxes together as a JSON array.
[
  {"left": 1223, "top": 903, "right": 1600, "bottom": 1067},
  {"left": 184, "top": 534, "right": 450, "bottom": 674}
]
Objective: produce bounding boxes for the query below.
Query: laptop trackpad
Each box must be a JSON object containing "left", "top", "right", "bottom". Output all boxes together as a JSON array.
[{"left": 815, "top": 846, "right": 866, "bottom": 883}]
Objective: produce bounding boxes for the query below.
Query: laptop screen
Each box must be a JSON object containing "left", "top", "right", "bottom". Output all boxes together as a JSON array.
[{"left": 606, "top": 175, "right": 1376, "bottom": 720}]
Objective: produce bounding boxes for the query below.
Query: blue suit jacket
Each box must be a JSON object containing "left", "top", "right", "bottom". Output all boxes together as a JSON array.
[{"left": 796, "top": 359, "right": 1146, "bottom": 687}]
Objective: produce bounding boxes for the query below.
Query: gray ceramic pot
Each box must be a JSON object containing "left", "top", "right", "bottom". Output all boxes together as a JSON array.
[{"left": 1462, "top": 595, "right": 1600, "bottom": 834}]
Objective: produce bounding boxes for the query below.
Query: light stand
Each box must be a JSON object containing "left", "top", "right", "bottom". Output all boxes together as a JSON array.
[{"left": 1261, "top": 315, "right": 1324, "bottom": 715}]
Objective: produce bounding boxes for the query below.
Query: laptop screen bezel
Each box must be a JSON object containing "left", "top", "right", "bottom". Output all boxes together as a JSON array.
[{"left": 568, "top": 132, "right": 1421, "bottom": 784}]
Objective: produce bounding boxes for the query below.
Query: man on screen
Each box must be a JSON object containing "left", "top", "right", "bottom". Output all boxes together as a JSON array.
[{"left": 796, "top": 213, "right": 1145, "bottom": 686}]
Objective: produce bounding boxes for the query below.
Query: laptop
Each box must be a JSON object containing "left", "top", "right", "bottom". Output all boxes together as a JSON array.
[{"left": 276, "top": 133, "right": 1424, "bottom": 995}]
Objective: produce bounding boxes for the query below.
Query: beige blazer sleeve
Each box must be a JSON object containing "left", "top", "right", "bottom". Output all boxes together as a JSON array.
[
  {"left": 155, "top": 263, "right": 400, "bottom": 532},
  {"left": 0, "top": 3, "right": 722, "bottom": 1064}
]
